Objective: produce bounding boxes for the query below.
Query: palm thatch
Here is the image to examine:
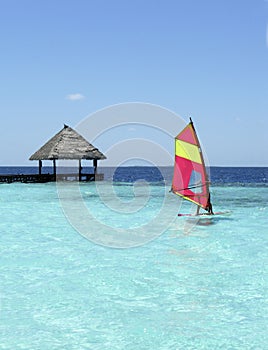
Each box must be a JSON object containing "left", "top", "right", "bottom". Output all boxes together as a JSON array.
[{"left": 29, "top": 124, "right": 106, "bottom": 160}]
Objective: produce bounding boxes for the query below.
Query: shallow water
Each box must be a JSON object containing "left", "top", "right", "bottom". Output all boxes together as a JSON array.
[{"left": 0, "top": 170, "right": 267, "bottom": 349}]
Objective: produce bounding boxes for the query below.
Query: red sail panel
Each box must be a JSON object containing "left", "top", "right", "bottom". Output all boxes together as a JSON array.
[{"left": 172, "top": 121, "right": 210, "bottom": 210}]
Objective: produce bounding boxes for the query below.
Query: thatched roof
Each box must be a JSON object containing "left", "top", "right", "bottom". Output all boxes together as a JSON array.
[{"left": 29, "top": 124, "right": 106, "bottom": 160}]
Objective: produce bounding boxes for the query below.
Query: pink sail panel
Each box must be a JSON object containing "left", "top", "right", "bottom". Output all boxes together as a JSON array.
[
  {"left": 176, "top": 123, "right": 197, "bottom": 144},
  {"left": 172, "top": 156, "right": 208, "bottom": 208}
]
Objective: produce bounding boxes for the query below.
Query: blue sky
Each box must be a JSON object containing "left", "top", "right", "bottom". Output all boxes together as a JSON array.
[{"left": 0, "top": 0, "right": 267, "bottom": 166}]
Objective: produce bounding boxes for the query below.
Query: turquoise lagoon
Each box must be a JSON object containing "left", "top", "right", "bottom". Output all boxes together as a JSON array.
[{"left": 0, "top": 178, "right": 267, "bottom": 349}]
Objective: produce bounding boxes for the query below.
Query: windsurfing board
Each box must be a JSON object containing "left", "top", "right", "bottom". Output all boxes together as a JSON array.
[{"left": 178, "top": 211, "right": 231, "bottom": 217}]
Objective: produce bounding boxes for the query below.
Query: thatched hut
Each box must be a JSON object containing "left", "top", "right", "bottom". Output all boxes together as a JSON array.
[{"left": 29, "top": 124, "right": 106, "bottom": 180}]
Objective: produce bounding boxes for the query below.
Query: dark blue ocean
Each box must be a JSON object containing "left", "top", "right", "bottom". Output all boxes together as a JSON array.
[{"left": 0, "top": 166, "right": 267, "bottom": 185}]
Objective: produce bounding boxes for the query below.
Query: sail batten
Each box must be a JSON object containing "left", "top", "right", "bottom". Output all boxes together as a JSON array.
[{"left": 171, "top": 119, "right": 210, "bottom": 210}]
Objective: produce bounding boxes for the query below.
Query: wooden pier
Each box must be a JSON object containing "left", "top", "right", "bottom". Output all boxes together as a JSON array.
[
  {"left": 1, "top": 124, "right": 106, "bottom": 184},
  {"left": 0, "top": 173, "right": 104, "bottom": 184}
]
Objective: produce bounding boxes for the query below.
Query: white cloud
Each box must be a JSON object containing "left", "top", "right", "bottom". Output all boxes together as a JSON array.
[{"left": 66, "top": 93, "right": 85, "bottom": 101}]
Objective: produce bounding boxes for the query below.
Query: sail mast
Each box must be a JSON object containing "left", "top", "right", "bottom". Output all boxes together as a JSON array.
[{"left": 189, "top": 118, "right": 210, "bottom": 205}]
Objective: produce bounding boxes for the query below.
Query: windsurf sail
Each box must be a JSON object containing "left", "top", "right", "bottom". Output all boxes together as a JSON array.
[{"left": 171, "top": 118, "right": 212, "bottom": 211}]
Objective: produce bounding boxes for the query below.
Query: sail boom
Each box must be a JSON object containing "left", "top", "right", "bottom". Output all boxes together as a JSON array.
[{"left": 173, "top": 183, "right": 208, "bottom": 192}]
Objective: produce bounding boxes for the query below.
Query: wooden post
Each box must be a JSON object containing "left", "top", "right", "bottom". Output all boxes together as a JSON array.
[
  {"left": 38, "top": 160, "right": 42, "bottom": 175},
  {"left": 79, "top": 159, "right": 82, "bottom": 181},
  {"left": 53, "top": 159, "right": 56, "bottom": 180},
  {"left": 93, "top": 159, "right": 98, "bottom": 175}
]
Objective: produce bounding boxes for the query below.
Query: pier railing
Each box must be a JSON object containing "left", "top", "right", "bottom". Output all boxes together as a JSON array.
[{"left": 0, "top": 173, "right": 104, "bottom": 183}]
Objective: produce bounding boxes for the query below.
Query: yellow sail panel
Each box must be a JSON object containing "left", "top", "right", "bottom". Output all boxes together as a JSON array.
[
  {"left": 172, "top": 190, "right": 206, "bottom": 207},
  {"left": 175, "top": 139, "right": 202, "bottom": 164}
]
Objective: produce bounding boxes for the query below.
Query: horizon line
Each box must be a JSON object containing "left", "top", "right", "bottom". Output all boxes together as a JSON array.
[{"left": 0, "top": 164, "right": 267, "bottom": 168}]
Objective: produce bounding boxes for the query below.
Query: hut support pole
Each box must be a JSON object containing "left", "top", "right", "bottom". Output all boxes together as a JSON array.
[
  {"left": 79, "top": 159, "right": 82, "bottom": 181},
  {"left": 53, "top": 159, "right": 56, "bottom": 180},
  {"left": 93, "top": 159, "right": 98, "bottom": 176},
  {"left": 38, "top": 160, "right": 42, "bottom": 175}
]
